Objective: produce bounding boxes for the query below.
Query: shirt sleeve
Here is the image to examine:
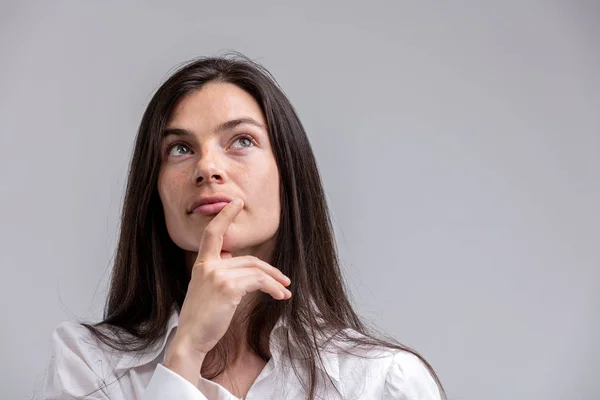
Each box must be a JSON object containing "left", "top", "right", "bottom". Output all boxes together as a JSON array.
[
  {"left": 142, "top": 364, "right": 208, "bottom": 400},
  {"left": 382, "top": 350, "right": 442, "bottom": 400}
]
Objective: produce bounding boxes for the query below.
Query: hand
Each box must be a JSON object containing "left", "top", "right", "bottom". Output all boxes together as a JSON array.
[{"left": 163, "top": 198, "right": 292, "bottom": 385}]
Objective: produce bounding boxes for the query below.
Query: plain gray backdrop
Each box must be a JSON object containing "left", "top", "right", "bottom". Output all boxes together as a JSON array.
[{"left": 1, "top": 1, "right": 598, "bottom": 399}]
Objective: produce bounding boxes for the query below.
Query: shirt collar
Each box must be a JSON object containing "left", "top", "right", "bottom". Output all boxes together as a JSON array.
[{"left": 115, "top": 307, "right": 340, "bottom": 382}]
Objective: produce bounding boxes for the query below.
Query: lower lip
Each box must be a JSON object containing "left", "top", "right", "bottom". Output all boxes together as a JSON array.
[{"left": 192, "top": 202, "right": 230, "bottom": 215}]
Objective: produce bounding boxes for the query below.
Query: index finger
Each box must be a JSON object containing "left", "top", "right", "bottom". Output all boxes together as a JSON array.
[{"left": 196, "top": 198, "right": 244, "bottom": 262}]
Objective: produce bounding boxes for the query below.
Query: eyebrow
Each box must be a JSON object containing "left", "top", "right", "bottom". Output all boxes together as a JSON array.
[{"left": 162, "top": 117, "right": 266, "bottom": 139}]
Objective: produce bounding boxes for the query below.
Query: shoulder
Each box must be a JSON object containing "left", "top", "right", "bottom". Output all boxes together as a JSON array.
[
  {"left": 329, "top": 331, "right": 442, "bottom": 400},
  {"left": 382, "top": 349, "right": 442, "bottom": 400},
  {"left": 43, "top": 321, "right": 130, "bottom": 398},
  {"left": 52, "top": 320, "right": 99, "bottom": 341},
  {"left": 48, "top": 319, "right": 129, "bottom": 373},
  {"left": 49, "top": 320, "right": 105, "bottom": 359},
  {"left": 49, "top": 320, "right": 120, "bottom": 364},
  {"left": 48, "top": 319, "right": 155, "bottom": 371}
]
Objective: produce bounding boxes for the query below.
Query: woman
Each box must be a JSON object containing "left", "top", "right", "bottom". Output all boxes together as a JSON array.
[{"left": 42, "top": 53, "right": 446, "bottom": 400}]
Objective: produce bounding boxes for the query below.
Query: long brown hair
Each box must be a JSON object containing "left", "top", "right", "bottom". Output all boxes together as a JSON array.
[{"left": 83, "top": 52, "right": 446, "bottom": 399}]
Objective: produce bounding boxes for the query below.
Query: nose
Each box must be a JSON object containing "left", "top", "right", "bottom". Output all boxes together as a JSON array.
[{"left": 193, "top": 147, "right": 226, "bottom": 185}]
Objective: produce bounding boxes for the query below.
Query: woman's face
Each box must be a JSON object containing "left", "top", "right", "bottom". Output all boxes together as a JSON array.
[{"left": 157, "top": 82, "right": 281, "bottom": 268}]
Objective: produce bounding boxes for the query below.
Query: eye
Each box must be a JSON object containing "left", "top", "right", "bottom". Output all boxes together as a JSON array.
[
  {"left": 164, "top": 134, "right": 256, "bottom": 158},
  {"left": 231, "top": 134, "right": 256, "bottom": 149},
  {"left": 165, "top": 142, "right": 191, "bottom": 156}
]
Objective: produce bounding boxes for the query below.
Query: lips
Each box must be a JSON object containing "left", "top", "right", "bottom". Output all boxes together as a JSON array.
[
  {"left": 188, "top": 195, "right": 233, "bottom": 214},
  {"left": 192, "top": 202, "right": 230, "bottom": 215}
]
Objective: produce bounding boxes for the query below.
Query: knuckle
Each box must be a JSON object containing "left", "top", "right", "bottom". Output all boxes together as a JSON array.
[
  {"left": 209, "top": 268, "right": 227, "bottom": 282},
  {"left": 193, "top": 260, "right": 213, "bottom": 274},
  {"left": 211, "top": 271, "right": 235, "bottom": 292},
  {"left": 191, "top": 261, "right": 206, "bottom": 276},
  {"left": 244, "top": 255, "right": 259, "bottom": 265},
  {"left": 220, "top": 280, "right": 236, "bottom": 293},
  {"left": 253, "top": 269, "right": 266, "bottom": 282}
]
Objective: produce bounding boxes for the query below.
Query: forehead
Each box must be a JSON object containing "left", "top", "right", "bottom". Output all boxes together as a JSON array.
[{"left": 167, "top": 82, "right": 266, "bottom": 127}]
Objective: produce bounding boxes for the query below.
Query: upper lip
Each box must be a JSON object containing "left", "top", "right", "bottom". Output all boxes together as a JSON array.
[{"left": 188, "top": 195, "right": 233, "bottom": 213}]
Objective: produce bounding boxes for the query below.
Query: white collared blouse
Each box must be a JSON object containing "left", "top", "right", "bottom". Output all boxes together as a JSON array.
[{"left": 42, "top": 309, "right": 442, "bottom": 399}]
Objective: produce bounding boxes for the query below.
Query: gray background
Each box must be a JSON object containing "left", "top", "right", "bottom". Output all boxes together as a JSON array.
[{"left": 1, "top": 1, "right": 598, "bottom": 399}]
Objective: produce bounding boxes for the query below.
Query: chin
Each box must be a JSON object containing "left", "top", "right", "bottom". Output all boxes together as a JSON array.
[{"left": 220, "top": 235, "right": 244, "bottom": 255}]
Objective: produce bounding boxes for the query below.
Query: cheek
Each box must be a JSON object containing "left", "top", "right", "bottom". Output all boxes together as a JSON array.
[
  {"left": 158, "top": 170, "right": 186, "bottom": 215},
  {"left": 240, "top": 161, "right": 279, "bottom": 221},
  {"left": 158, "top": 170, "right": 195, "bottom": 249},
  {"left": 255, "top": 163, "right": 280, "bottom": 218}
]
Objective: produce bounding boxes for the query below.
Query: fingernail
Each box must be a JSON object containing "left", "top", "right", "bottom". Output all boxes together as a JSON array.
[{"left": 232, "top": 199, "right": 241, "bottom": 206}]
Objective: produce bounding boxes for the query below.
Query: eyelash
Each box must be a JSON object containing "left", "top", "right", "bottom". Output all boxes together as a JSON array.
[{"left": 165, "top": 134, "right": 257, "bottom": 156}]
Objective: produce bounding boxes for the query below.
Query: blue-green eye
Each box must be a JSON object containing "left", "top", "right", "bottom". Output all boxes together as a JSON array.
[
  {"left": 231, "top": 134, "right": 256, "bottom": 149},
  {"left": 166, "top": 143, "right": 190, "bottom": 156},
  {"left": 165, "top": 134, "right": 256, "bottom": 158}
]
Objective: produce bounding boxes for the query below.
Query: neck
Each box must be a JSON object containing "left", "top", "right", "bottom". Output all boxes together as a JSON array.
[{"left": 199, "top": 292, "right": 268, "bottom": 378}]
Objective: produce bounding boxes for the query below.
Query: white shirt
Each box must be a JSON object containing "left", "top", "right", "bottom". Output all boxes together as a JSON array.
[{"left": 42, "top": 309, "right": 442, "bottom": 399}]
